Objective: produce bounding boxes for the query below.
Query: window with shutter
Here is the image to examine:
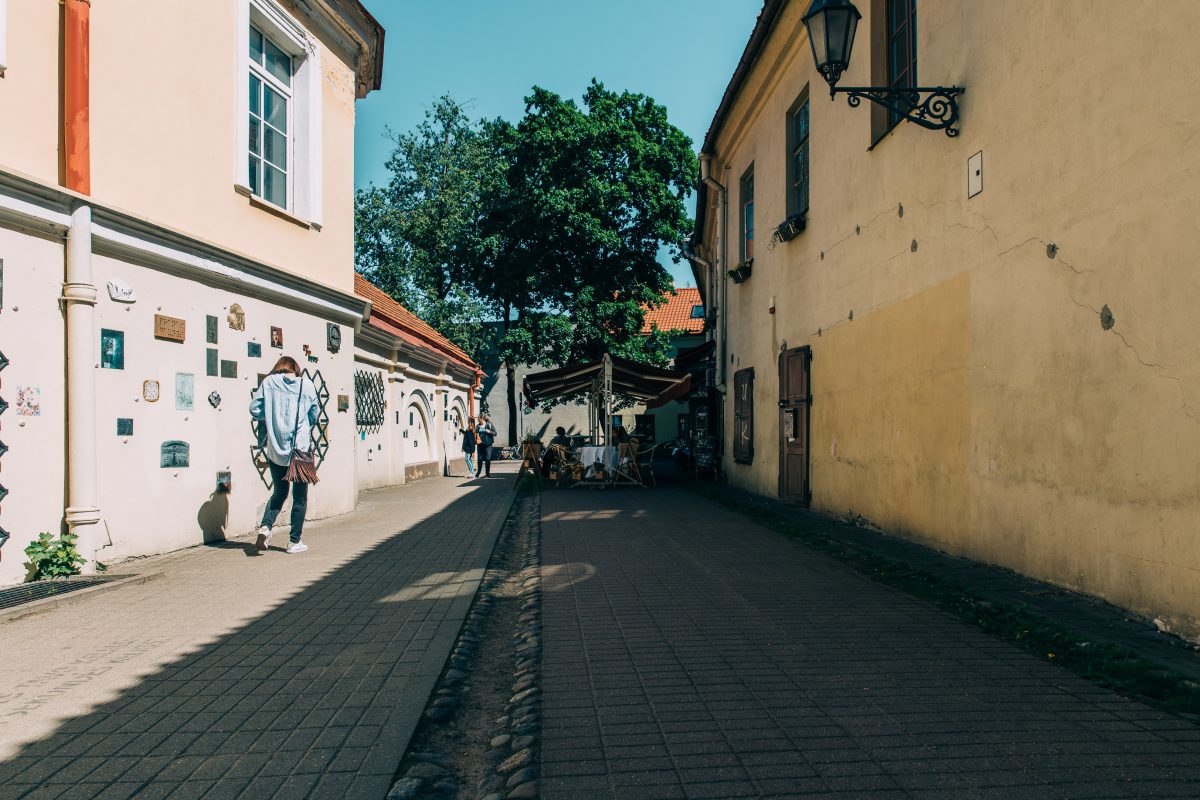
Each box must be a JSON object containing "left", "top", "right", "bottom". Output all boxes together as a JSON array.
[{"left": 733, "top": 367, "right": 754, "bottom": 463}]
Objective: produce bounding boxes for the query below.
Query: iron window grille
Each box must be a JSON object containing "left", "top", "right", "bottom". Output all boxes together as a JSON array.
[{"left": 355, "top": 369, "right": 386, "bottom": 432}]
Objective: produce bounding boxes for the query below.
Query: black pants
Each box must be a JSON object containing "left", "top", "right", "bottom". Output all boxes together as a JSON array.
[
  {"left": 261, "top": 462, "right": 308, "bottom": 543},
  {"left": 475, "top": 445, "right": 492, "bottom": 476}
]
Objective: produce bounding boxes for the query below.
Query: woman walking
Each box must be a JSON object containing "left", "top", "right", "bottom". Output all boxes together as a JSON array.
[
  {"left": 249, "top": 356, "right": 319, "bottom": 554},
  {"left": 461, "top": 419, "right": 477, "bottom": 477}
]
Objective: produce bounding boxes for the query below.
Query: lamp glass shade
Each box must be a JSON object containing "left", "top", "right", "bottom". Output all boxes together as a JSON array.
[{"left": 803, "top": 0, "right": 862, "bottom": 90}]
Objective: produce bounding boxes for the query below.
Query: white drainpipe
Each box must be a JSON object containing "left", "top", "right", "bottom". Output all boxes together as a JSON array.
[
  {"left": 699, "top": 153, "right": 728, "bottom": 392},
  {"left": 62, "top": 203, "right": 104, "bottom": 565}
]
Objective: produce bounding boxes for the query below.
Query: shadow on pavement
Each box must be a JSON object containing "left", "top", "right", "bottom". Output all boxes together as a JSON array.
[{"left": 0, "top": 485, "right": 510, "bottom": 800}]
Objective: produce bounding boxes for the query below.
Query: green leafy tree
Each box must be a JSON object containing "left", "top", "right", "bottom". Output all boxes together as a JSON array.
[
  {"left": 476, "top": 81, "right": 697, "bottom": 439},
  {"left": 354, "top": 96, "right": 498, "bottom": 358}
]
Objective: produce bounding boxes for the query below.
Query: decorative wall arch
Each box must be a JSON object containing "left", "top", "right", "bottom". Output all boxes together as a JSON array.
[{"left": 406, "top": 389, "right": 434, "bottom": 464}]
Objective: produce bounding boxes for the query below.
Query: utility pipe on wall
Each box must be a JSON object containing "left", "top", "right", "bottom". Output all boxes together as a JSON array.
[
  {"left": 63, "top": 204, "right": 102, "bottom": 560},
  {"left": 698, "top": 154, "right": 728, "bottom": 391},
  {"left": 63, "top": 0, "right": 91, "bottom": 195}
]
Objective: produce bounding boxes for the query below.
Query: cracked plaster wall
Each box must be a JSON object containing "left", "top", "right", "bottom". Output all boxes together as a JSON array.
[{"left": 704, "top": 0, "right": 1200, "bottom": 638}]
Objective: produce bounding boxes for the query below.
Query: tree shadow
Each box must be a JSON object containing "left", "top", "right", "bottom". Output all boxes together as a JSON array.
[{"left": 0, "top": 485, "right": 511, "bottom": 799}]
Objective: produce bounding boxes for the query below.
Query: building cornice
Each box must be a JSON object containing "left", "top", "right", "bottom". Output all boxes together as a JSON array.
[
  {"left": 296, "top": 0, "right": 385, "bottom": 97},
  {"left": 0, "top": 167, "right": 371, "bottom": 329}
]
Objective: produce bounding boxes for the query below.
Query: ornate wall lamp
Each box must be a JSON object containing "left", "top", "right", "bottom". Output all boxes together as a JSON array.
[{"left": 802, "top": 0, "right": 964, "bottom": 137}]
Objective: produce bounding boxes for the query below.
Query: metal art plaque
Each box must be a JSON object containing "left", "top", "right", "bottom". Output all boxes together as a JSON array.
[
  {"left": 117, "top": 418, "right": 133, "bottom": 436},
  {"left": 100, "top": 329, "right": 125, "bottom": 369},
  {"left": 220, "top": 359, "right": 238, "bottom": 379},
  {"left": 160, "top": 440, "right": 190, "bottom": 468},
  {"left": 206, "top": 348, "right": 218, "bottom": 377},
  {"left": 175, "top": 373, "right": 194, "bottom": 410},
  {"left": 247, "top": 341, "right": 262, "bottom": 358},
  {"left": 227, "top": 304, "right": 245, "bottom": 331},
  {"left": 327, "top": 323, "right": 341, "bottom": 353},
  {"left": 154, "top": 315, "right": 186, "bottom": 343},
  {"left": 206, "top": 315, "right": 218, "bottom": 344}
]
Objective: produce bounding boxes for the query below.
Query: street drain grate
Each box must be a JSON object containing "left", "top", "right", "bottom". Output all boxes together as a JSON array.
[{"left": 0, "top": 577, "right": 121, "bottom": 611}]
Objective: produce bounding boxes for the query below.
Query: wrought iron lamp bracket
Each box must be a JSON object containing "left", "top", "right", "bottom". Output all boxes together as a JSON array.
[{"left": 831, "top": 86, "right": 964, "bottom": 137}]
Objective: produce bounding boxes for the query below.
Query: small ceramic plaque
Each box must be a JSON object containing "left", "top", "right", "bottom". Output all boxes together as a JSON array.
[
  {"left": 106, "top": 279, "right": 136, "bottom": 303},
  {"left": 248, "top": 341, "right": 262, "bottom": 358},
  {"left": 154, "top": 315, "right": 185, "bottom": 343},
  {"left": 142, "top": 379, "right": 160, "bottom": 403},
  {"left": 160, "top": 440, "right": 190, "bottom": 468},
  {"left": 227, "top": 304, "right": 245, "bottom": 331},
  {"left": 220, "top": 360, "right": 237, "bottom": 379},
  {"left": 100, "top": 329, "right": 125, "bottom": 370},
  {"left": 117, "top": 418, "right": 133, "bottom": 436},
  {"left": 270, "top": 327, "right": 283, "bottom": 348},
  {"left": 175, "top": 373, "right": 194, "bottom": 410}
]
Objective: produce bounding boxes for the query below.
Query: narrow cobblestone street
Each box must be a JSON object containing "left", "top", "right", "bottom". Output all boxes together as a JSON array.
[
  {"left": 539, "top": 488, "right": 1200, "bottom": 800},
  {"left": 0, "top": 474, "right": 513, "bottom": 799}
]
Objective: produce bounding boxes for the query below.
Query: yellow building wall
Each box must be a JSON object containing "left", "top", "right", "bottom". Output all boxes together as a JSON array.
[{"left": 708, "top": 0, "right": 1200, "bottom": 638}]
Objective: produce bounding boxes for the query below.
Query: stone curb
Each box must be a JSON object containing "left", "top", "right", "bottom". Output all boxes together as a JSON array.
[
  {"left": 0, "top": 572, "right": 166, "bottom": 624},
  {"left": 387, "top": 492, "right": 542, "bottom": 800}
]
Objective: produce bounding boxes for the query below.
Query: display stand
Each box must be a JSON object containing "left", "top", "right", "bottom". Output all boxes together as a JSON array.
[{"left": 513, "top": 441, "right": 545, "bottom": 491}]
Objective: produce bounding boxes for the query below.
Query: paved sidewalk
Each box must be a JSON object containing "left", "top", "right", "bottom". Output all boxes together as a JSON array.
[
  {"left": 540, "top": 488, "right": 1200, "bottom": 800},
  {"left": 0, "top": 472, "right": 514, "bottom": 799}
]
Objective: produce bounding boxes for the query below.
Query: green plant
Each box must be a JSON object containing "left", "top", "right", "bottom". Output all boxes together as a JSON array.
[{"left": 24, "top": 532, "right": 86, "bottom": 581}]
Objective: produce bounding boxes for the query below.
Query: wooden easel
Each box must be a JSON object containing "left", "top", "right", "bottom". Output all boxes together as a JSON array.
[{"left": 513, "top": 441, "right": 545, "bottom": 490}]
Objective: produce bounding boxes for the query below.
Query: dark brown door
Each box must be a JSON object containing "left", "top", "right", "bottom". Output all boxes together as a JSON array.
[{"left": 778, "top": 347, "right": 811, "bottom": 505}]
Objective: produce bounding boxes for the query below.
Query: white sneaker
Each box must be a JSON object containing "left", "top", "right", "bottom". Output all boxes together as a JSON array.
[
  {"left": 286, "top": 541, "right": 308, "bottom": 554},
  {"left": 255, "top": 526, "right": 271, "bottom": 552}
]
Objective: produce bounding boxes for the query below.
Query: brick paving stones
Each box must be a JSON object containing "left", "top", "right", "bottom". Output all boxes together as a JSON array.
[
  {"left": 539, "top": 488, "right": 1200, "bottom": 799},
  {"left": 0, "top": 473, "right": 514, "bottom": 799}
]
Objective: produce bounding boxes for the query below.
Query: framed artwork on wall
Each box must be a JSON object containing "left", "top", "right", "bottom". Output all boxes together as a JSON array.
[{"left": 100, "top": 329, "right": 125, "bottom": 370}]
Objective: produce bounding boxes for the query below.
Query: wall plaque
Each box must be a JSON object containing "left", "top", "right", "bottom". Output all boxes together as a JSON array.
[
  {"left": 16, "top": 387, "right": 41, "bottom": 416},
  {"left": 327, "top": 323, "right": 341, "bottom": 353},
  {"left": 160, "top": 440, "right": 190, "bottom": 468},
  {"left": 100, "top": 329, "right": 125, "bottom": 369},
  {"left": 220, "top": 360, "right": 237, "bottom": 379},
  {"left": 208, "top": 391, "right": 222, "bottom": 408},
  {"left": 117, "top": 418, "right": 134, "bottom": 436},
  {"left": 206, "top": 315, "right": 219, "bottom": 344},
  {"left": 216, "top": 471, "right": 232, "bottom": 494},
  {"left": 247, "top": 341, "right": 262, "bottom": 358},
  {"left": 206, "top": 348, "right": 218, "bottom": 377},
  {"left": 142, "top": 379, "right": 160, "bottom": 403},
  {"left": 175, "top": 373, "right": 194, "bottom": 410},
  {"left": 107, "top": 279, "right": 136, "bottom": 303},
  {"left": 270, "top": 326, "right": 283, "bottom": 348},
  {"left": 337, "top": 394, "right": 349, "bottom": 412},
  {"left": 154, "top": 315, "right": 186, "bottom": 342},
  {"left": 227, "top": 304, "right": 245, "bottom": 331}
]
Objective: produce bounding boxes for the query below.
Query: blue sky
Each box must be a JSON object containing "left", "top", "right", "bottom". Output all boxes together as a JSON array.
[{"left": 353, "top": 0, "right": 764, "bottom": 287}]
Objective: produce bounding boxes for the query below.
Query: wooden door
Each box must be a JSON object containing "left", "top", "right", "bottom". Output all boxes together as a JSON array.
[{"left": 778, "top": 347, "right": 811, "bottom": 505}]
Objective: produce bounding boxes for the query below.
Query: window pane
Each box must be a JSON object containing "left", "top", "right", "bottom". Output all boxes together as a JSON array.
[
  {"left": 249, "top": 74, "right": 260, "bottom": 117},
  {"left": 249, "top": 116, "right": 261, "bottom": 156},
  {"left": 263, "top": 126, "right": 287, "bottom": 169},
  {"left": 264, "top": 164, "right": 286, "bottom": 207},
  {"left": 264, "top": 38, "right": 292, "bottom": 87},
  {"left": 745, "top": 201, "right": 755, "bottom": 259},
  {"left": 249, "top": 25, "right": 263, "bottom": 65},
  {"left": 248, "top": 155, "right": 260, "bottom": 195},
  {"left": 264, "top": 86, "right": 287, "bottom": 133}
]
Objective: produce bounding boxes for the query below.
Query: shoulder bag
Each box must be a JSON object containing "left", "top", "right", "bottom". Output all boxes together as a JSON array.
[{"left": 283, "top": 379, "right": 320, "bottom": 484}]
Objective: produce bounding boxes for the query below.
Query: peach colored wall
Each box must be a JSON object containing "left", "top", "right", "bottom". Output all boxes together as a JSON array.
[
  {"left": 85, "top": 0, "right": 357, "bottom": 292},
  {"left": 0, "top": 0, "right": 61, "bottom": 185}
]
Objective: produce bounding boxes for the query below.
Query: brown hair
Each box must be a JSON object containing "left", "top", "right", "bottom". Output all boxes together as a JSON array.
[{"left": 271, "top": 356, "right": 301, "bottom": 376}]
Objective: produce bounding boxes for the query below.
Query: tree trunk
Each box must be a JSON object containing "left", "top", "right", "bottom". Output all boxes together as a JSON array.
[
  {"left": 503, "top": 303, "right": 518, "bottom": 446},
  {"left": 506, "top": 361, "right": 518, "bottom": 446}
]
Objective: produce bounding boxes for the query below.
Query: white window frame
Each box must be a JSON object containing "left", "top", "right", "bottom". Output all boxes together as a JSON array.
[
  {"left": 249, "top": 23, "right": 293, "bottom": 209},
  {"left": 234, "top": 0, "right": 322, "bottom": 226},
  {"left": 0, "top": 0, "right": 9, "bottom": 77}
]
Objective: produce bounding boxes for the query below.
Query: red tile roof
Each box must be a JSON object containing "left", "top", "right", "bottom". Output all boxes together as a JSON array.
[
  {"left": 642, "top": 287, "right": 705, "bottom": 334},
  {"left": 354, "top": 274, "right": 480, "bottom": 373}
]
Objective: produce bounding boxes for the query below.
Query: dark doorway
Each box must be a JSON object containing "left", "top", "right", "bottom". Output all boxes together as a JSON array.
[{"left": 779, "top": 346, "right": 811, "bottom": 505}]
